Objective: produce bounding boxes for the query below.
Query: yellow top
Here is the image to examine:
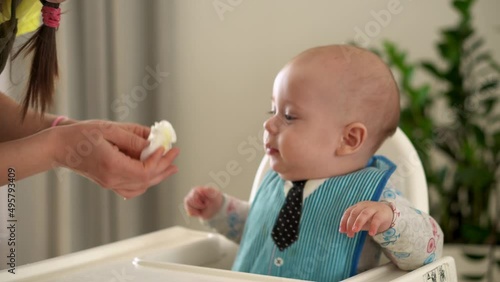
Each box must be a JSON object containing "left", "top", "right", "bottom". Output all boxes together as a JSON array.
[{"left": 0, "top": 0, "right": 42, "bottom": 36}]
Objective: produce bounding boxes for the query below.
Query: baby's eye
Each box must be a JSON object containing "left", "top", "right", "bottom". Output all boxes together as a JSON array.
[
  {"left": 284, "top": 114, "right": 296, "bottom": 121},
  {"left": 268, "top": 109, "right": 276, "bottom": 115}
]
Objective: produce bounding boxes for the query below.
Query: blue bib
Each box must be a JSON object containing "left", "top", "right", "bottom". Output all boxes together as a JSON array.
[{"left": 232, "top": 156, "right": 396, "bottom": 281}]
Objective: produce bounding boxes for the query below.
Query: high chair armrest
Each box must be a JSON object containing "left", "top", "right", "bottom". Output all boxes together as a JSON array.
[{"left": 343, "top": 256, "right": 457, "bottom": 282}]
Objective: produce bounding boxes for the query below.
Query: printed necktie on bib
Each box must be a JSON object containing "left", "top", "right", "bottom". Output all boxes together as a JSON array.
[{"left": 271, "top": 180, "right": 306, "bottom": 251}]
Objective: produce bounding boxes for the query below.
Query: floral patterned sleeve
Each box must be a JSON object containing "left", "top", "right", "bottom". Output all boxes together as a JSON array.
[
  {"left": 372, "top": 182, "right": 444, "bottom": 271},
  {"left": 201, "top": 194, "right": 250, "bottom": 244}
]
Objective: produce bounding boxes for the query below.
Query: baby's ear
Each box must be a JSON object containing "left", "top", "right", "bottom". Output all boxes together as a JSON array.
[{"left": 336, "top": 122, "right": 367, "bottom": 156}]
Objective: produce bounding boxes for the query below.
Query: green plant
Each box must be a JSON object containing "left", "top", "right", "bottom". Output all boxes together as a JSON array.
[{"left": 372, "top": 0, "right": 499, "bottom": 279}]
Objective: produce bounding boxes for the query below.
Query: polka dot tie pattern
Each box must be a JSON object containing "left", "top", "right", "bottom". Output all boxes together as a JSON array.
[{"left": 271, "top": 180, "right": 307, "bottom": 251}]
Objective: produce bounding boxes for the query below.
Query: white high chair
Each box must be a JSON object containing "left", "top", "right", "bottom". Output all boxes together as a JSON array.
[{"left": 0, "top": 129, "right": 457, "bottom": 282}]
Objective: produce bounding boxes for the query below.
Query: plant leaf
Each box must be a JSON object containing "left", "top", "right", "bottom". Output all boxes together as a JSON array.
[
  {"left": 471, "top": 52, "right": 492, "bottom": 69},
  {"left": 453, "top": 0, "right": 474, "bottom": 16},
  {"left": 456, "top": 165, "right": 493, "bottom": 189},
  {"left": 463, "top": 37, "right": 484, "bottom": 58},
  {"left": 480, "top": 96, "right": 497, "bottom": 115},
  {"left": 470, "top": 124, "right": 486, "bottom": 146},
  {"left": 490, "top": 60, "right": 500, "bottom": 73},
  {"left": 461, "top": 274, "right": 485, "bottom": 281},
  {"left": 414, "top": 84, "right": 430, "bottom": 105},
  {"left": 479, "top": 79, "right": 498, "bottom": 94},
  {"left": 460, "top": 223, "right": 491, "bottom": 244},
  {"left": 462, "top": 253, "right": 487, "bottom": 261},
  {"left": 438, "top": 41, "right": 460, "bottom": 62},
  {"left": 493, "top": 131, "right": 500, "bottom": 152},
  {"left": 422, "top": 61, "right": 444, "bottom": 79}
]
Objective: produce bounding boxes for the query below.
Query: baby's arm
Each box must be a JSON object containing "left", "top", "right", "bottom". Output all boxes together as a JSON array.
[
  {"left": 340, "top": 183, "right": 444, "bottom": 270},
  {"left": 371, "top": 186, "right": 443, "bottom": 270},
  {"left": 184, "top": 187, "right": 250, "bottom": 243}
]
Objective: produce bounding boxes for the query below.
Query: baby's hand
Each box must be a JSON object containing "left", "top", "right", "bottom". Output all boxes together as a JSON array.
[
  {"left": 339, "top": 201, "right": 394, "bottom": 237},
  {"left": 184, "top": 186, "right": 224, "bottom": 220}
]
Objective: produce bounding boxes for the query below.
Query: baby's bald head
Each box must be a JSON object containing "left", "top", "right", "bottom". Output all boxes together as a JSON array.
[{"left": 287, "top": 45, "right": 400, "bottom": 153}]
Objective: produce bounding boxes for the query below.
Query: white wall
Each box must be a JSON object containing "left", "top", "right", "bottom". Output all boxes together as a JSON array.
[{"left": 155, "top": 0, "right": 500, "bottom": 230}]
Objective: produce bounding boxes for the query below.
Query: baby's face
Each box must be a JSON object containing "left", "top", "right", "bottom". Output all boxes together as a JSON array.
[
  {"left": 263, "top": 64, "right": 347, "bottom": 181},
  {"left": 263, "top": 45, "right": 400, "bottom": 180}
]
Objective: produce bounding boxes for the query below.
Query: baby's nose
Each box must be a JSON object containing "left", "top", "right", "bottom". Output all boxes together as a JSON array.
[{"left": 263, "top": 115, "right": 282, "bottom": 134}]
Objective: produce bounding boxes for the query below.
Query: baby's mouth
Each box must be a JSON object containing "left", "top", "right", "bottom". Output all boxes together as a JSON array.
[{"left": 265, "top": 144, "right": 279, "bottom": 155}]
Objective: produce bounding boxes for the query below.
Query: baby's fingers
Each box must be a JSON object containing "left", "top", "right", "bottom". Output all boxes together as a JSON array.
[
  {"left": 199, "top": 186, "right": 222, "bottom": 201},
  {"left": 366, "top": 203, "right": 394, "bottom": 236},
  {"left": 184, "top": 196, "right": 203, "bottom": 216},
  {"left": 185, "top": 189, "right": 208, "bottom": 210},
  {"left": 185, "top": 205, "right": 202, "bottom": 217},
  {"left": 340, "top": 206, "right": 360, "bottom": 236},
  {"left": 352, "top": 208, "right": 377, "bottom": 234},
  {"left": 368, "top": 214, "right": 384, "bottom": 236},
  {"left": 339, "top": 207, "right": 353, "bottom": 233}
]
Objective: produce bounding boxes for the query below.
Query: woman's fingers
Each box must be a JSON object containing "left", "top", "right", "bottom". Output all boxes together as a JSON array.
[{"left": 104, "top": 125, "right": 149, "bottom": 159}]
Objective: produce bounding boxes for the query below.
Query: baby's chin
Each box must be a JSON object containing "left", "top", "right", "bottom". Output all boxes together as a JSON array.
[
  {"left": 275, "top": 171, "right": 300, "bottom": 182},
  {"left": 269, "top": 160, "right": 290, "bottom": 179},
  {"left": 270, "top": 162, "right": 309, "bottom": 181}
]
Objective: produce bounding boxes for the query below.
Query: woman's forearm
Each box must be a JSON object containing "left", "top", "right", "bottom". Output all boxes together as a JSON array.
[
  {"left": 0, "top": 92, "right": 75, "bottom": 142},
  {"left": 0, "top": 128, "right": 59, "bottom": 185}
]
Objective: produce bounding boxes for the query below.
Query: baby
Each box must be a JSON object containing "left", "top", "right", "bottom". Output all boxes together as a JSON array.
[{"left": 184, "top": 45, "right": 443, "bottom": 281}]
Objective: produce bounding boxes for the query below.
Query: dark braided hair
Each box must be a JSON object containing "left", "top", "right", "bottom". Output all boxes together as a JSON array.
[{"left": 0, "top": 0, "right": 61, "bottom": 119}]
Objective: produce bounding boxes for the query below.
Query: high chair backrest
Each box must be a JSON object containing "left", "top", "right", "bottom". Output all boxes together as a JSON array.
[{"left": 249, "top": 127, "right": 429, "bottom": 213}]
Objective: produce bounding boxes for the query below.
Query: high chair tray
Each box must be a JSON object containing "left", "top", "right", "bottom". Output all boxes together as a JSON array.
[{"left": 0, "top": 226, "right": 456, "bottom": 281}]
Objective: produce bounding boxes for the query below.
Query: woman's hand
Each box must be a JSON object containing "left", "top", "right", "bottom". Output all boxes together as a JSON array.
[{"left": 53, "top": 120, "right": 179, "bottom": 199}]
